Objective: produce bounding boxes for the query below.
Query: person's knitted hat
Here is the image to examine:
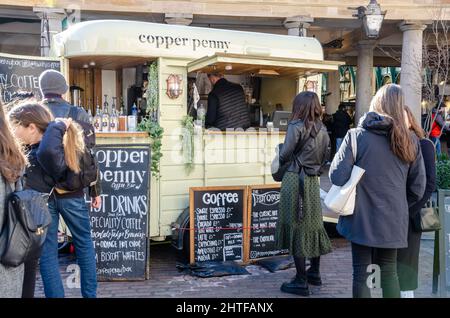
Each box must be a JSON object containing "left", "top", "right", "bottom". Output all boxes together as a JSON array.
[{"left": 39, "top": 70, "right": 69, "bottom": 96}]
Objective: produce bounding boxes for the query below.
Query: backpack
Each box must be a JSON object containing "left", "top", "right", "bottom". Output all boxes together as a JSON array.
[
  {"left": 56, "top": 106, "right": 98, "bottom": 191},
  {"left": 0, "top": 179, "right": 52, "bottom": 267}
]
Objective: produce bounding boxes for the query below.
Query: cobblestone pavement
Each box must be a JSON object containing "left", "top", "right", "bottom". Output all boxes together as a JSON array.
[
  {"left": 34, "top": 169, "right": 448, "bottom": 298},
  {"left": 34, "top": 235, "right": 445, "bottom": 298}
]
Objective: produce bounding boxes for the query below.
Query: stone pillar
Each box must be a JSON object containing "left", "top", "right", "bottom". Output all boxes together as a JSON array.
[
  {"left": 34, "top": 8, "right": 65, "bottom": 57},
  {"left": 283, "top": 16, "right": 314, "bottom": 37},
  {"left": 325, "top": 55, "right": 342, "bottom": 114},
  {"left": 355, "top": 40, "right": 376, "bottom": 123},
  {"left": 164, "top": 13, "right": 193, "bottom": 26},
  {"left": 399, "top": 21, "right": 427, "bottom": 123}
]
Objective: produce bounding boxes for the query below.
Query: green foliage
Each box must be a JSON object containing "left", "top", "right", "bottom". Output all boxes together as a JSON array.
[
  {"left": 146, "top": 61, "right": 159, "bottom": 114},
  {"left": 437, "top": 153, "right": 449, "bottom": 162},
  {"left": 137, "top": 60, "right": 164, "bottom": 179},
  {"left": 138, "top": 117, "right": 164, "bottom": 179},
  {"left": 181, "top": 115, "right": 195, "bottom": 174}
]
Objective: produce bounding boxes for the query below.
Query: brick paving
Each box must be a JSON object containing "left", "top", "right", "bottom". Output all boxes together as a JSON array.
[
  {"left": 34, "top": 235, "right": 445, "bottom": 298},
  {"left": 33, "top": 169, "right": 449, "bottom": 298}
]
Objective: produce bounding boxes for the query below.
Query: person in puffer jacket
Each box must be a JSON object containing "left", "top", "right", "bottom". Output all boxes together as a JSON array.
[{"left": 9, "top": 102, "right": 85, "bottom": 298}]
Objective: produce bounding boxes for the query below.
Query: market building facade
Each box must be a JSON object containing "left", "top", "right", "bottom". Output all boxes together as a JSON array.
[{"left": 1, "top": 1, "right": 449, "bottom": 121}]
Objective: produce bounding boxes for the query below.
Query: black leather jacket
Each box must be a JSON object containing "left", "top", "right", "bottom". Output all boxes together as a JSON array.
[{"left": 279, "top": 119, "right": 330, "bottom": 176}]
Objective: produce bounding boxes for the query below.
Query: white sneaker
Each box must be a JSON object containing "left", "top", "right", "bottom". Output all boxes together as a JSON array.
[{"left": 400, "top": 290, "right": 415, "bottom": 298}]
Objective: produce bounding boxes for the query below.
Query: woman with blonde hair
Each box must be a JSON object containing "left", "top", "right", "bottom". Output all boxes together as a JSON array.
[
  {"left": 8, "top": 102, "right": 84, "bottom": 298},
  {"left": 0, "top": 102, "right": 28, "bottom": 298},
  {"left": 329, "top": 84, "right": 426, "bottom": 298},
  {"left": 397, "top": 106, "right": 436, "bottom": 298}
]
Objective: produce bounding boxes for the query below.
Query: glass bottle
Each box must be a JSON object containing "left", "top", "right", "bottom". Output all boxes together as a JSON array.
[
  {"left": 93, "top": 97, "right": 102, "bottom": 132},
  {"left": 87, "top": 99, "right": 93, "bottom": 124},
  {"left": 128, "top": 102, "right": 138, "bottom": 132},
  {"left": 112, "top": 97, "right": 117, "bottom": 112},
  {"left": 110, "top": 108, "right": 118, "bottom": 132},
  {"left": 102, "top": 94, "right": 110, "bottom": 132},
  {"left": 109, "top": 96, "right": 118, "bottom": 132},
  {"left": 197, "top": 104, "right": 206, "bottom": 128},
  {"left": 118, "top": 97, "right": 127, "bottom": 131}
]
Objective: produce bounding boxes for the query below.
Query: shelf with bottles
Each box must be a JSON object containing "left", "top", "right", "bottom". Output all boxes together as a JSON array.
[{"left": 91, "top": 94, "right": 139, "bottom": 133}]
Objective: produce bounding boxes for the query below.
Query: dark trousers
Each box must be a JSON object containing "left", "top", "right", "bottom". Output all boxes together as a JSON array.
[
  {"left": 22, "top": 258, "right": 39, "bottom": 298},
  {"left": 294, "top": 256, "right": 320, "bottom": 280},
  {"left": 351, "top": 243, "right": 400, "bottom": 298},
  {"left": 397, "top": 220, "right": 422, "bottom": 291}
]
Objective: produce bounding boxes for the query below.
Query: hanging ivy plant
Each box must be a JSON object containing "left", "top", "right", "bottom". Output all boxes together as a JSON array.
[
  {"left": 138, "top": 118, "right": 164, "bottom": 179},
  {"left": 138, "top": 61, "right": 164, "bottom": 179},
  {"left": 181, "top": 115, "right": 195, "bottom": 174},
  {"left": 146, "top": 61, "right": 159, "bottom": 115}
]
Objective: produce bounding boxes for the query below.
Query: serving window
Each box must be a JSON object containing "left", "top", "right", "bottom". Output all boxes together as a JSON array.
[
  {"left": 67, "top": 55, "right": 155, "bottom": 118},
  {"left": 187, "top": 53, "right": 342, "bottom": 130}
]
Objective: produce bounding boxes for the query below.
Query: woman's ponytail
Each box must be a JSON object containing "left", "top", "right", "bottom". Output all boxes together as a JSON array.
[{"left": 63, "top": 122, "right": 85, "bottom": 174}]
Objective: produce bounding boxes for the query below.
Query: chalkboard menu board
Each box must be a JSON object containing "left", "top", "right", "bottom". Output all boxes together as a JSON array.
[
  {"left": 439, "top": 190, "right": 450, "bottom": 296},
  {"left": 190, "top": 187, "right": 247, "bottom": 264},
  {"left": 246, "top": 185, "right": 289, "bottom": 261},
  {"left": 87, "top": 144, "right": 151, "bottom": 281},
  {"left": 0, "top": 53, "right": 60, "bottom": 103}
]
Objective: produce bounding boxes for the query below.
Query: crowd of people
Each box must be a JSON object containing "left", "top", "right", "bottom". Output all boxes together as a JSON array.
[
  {"left": 0, "top": 69, "right": 443, "bottom": 299},
  {"left": 0, "top": 70, "right": 100, "bottom": 298},
  {"left": 276, "top": 84, "right": 436, "bottom": 298}
]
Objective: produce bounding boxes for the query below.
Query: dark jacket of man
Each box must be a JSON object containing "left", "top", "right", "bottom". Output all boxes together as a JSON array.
[
  {"left": 332, "top": 109, "right": 353, "bottom": 138},
  {"left": 206, "top": 78, "right": 251, "bottom": 130},
  {"left": 329, "top": 112, "right": 426, "bottom": 249},
  {"left": 279, "top": 119, "right": 330, "bottom": 176},
  {"left": 43, "top": 96, "right": 90, "bottom": 123},
  {"left": 42, "top": 96, "right": 101, "bottom": 198}
]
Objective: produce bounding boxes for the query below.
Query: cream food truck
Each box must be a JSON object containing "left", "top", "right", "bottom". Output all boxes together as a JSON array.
[{"left": 50, "top": 20, "right": 342, "bottom": 257}]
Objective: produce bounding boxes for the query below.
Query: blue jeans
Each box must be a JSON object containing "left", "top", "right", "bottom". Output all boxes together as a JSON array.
[
  {"left": 40, "top": 196, "right": 97, "bottom": 298},
  {"left": 336, "top": 138, "right": 344, "bottom": 152},
  {"left": 431, "top": 137, "right": 441, "bottom": 156}
]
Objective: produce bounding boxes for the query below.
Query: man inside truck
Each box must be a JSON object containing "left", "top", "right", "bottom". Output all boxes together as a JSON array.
[{"left": 205, "top": 72, "right": 251, "bottom": 130}]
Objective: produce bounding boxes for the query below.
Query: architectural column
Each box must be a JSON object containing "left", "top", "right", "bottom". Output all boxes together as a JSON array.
[
  {"left": 355, "top": 40, "right": 376, "bottom": 123},
  {"left": 399, "top": 21, "right": 427, "bottom": 123},
  {"left": 34, "top": 7, "right": 65, "bottom": 57},
  {"left": 325, "top": 70, "right": 340, "bottom": 114},
  {"left": 164, "top": 13, "right": 193, "bottom": 26},
  {"left": 283, "top": 16, "right": 314, "bottom": 37},
  {"left": 325, "top": 54, "right": 342, "bottom": 114}
]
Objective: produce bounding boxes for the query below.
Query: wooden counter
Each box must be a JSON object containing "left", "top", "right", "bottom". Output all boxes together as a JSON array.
[
  {"left": 96, "top": 132, "right": 149, "bottom": 138},
  {"left": 204, "top": 129, "right": 286, "bottom": 136}
]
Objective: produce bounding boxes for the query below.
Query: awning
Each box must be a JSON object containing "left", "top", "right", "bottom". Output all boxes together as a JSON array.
[{"left": 187, "top": 53, "right": 344, "bottom": 77}]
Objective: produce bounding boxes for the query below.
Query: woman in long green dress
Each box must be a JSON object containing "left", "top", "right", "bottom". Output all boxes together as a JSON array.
[{"left": 276, "top": 91, "right": 332, "bottom": 296}]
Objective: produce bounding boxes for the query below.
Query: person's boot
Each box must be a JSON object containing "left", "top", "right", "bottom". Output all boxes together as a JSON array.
[
  {"left": 306, "top": 270, "right": 322, "bottom": 286},
  {"left": 307, "top": 257, "right": 322, "bottom": 286},
  {"left": 280, "top": 276, "right": 310, "bottom": 296}
]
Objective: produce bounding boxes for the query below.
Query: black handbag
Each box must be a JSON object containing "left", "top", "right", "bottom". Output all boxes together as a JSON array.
[
  {"left": 0, "top": 179, "right": 52, "bottom": 267},
  {"left": 413, "top": 200, "right": 441, "bottom": 232}
]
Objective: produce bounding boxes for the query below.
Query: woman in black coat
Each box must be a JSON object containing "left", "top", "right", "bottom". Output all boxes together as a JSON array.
[
  {"left": 397, "top": 106, "right": 436, "bottom": 298},
  {"left": 329, "top": 84, "right": 426, "bottom": 298},
  {"left": 9, "top": 102, "right": 81, "bottom": 298}
]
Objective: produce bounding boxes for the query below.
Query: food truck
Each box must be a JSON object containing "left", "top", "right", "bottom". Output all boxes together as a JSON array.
[{"left": 51, "top": 20, "right": 343, "bottom": 251}]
